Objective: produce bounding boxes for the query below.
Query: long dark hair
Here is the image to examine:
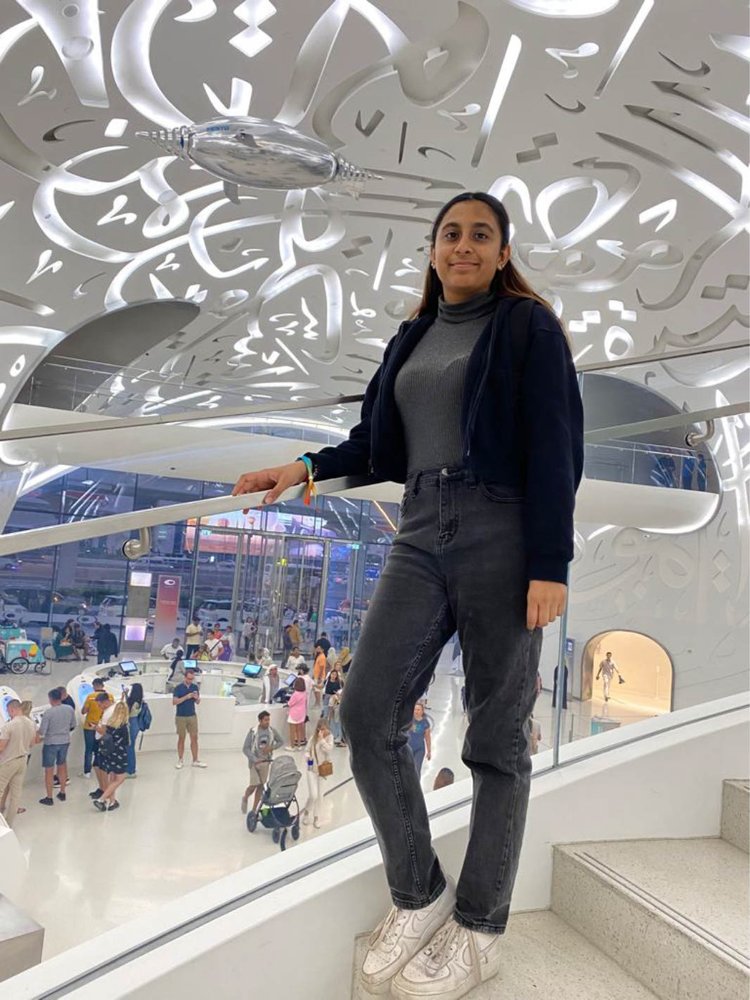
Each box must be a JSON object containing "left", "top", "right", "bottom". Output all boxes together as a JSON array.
[
  {"left": 411, "top": 192, "right": 553, "bottom": 319},
  {"left": 127, "top": 682, "right": 144, "bottom": 709}
]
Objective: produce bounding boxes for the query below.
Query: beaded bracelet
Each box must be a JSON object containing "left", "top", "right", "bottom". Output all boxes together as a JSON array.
[{"left": 297, "top": 455, "right": 317, "bottom": 506}]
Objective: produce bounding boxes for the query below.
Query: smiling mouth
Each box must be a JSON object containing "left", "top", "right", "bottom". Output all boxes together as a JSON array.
[{"left": 450, "top": 262, "right": 478, "bottom": 268}]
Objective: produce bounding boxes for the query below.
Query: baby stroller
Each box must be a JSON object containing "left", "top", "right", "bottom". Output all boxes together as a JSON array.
[{"left": 246, "top": 754, "right": 302, "bottom": 851}]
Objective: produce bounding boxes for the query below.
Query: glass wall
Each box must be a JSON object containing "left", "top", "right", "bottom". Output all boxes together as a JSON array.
[{"left": 0, "top": 469, "right": 398, "bottom": 657}]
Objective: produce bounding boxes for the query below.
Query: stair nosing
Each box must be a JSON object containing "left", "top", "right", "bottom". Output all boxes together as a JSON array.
[{"left": 560, "top": 846, "right": 750, "bottom": 970}]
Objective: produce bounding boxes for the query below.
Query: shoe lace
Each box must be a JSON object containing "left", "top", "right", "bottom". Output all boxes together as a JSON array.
[
  {"left": 422, "top": 919, "right": 464, "bottom": 972},
  {"left": 375, "top": 906, "right": 410, "bottom": 950}
]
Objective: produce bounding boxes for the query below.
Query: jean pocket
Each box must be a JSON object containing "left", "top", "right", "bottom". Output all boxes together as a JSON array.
[
  {"left": 399, "top": 489, "right": 415, "bottom": 519},
  {"left": 478, "top": 482, "right": 523, "bottom": 504}
]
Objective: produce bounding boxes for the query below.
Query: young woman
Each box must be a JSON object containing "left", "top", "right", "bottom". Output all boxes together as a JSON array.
[
  {"left": 232, "top": 192, "right": 583, "bottom": 999},
  {"left": 407, "top": 702, "right": 432, "bottom": 776},
  {"left": 302, "top": 717, "right": 334, "bottom": 829},
  {"left": 93, "top": 701, "right": 130, "bottom": 812},
  {"left": 322, "top": 668, "right": 342, "bottom": 716},
  {"left": 285, "top": 677, "right": 308, "bottom": 750},
  {"left": 126, "top": 683, "right": 144, "bottom": 777}
]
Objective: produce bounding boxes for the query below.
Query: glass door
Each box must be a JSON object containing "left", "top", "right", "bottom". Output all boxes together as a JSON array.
[
  {"left": 321, "top": 542, "right": 362, "bottom": 652},
  {"left": 278, "top": 538, "right": 324, "bottom": 656},
  {"left": 235, "top": 534, "right": 324, "bottom": 658},
  {"left": 191, "top": 527, "right": 240, "bottom": 642}
]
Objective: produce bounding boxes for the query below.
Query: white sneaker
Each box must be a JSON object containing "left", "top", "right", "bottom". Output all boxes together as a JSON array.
[
  {"left": 192, "top": 760, "right": 207, "bottom": 768},
  {"left": 391, "top": 917, "right": 502, "bottom": 999},
  {"left": 360, "top": 879, "right": 455, "bottom": 995},
  {"left": 175, "top": 759, "right": 184, "bottom": 770},
  {"left": 79, "top": 772, "right": 91, "bottom": 779}
]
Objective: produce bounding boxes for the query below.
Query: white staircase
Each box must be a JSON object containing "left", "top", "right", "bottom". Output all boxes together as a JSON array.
[
  {"left": 721, "top": 779, "right": 750, "bottom": 854},
  {"left": 352, "top": 779, "right": 749, "bottom": 999}
]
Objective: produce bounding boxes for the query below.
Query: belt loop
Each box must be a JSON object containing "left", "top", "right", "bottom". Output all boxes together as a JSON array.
[{"left": 414, "top": 471, "right": 422, "bottom": 496}]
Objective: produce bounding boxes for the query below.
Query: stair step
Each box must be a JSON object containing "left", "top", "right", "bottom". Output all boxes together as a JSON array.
[
  {"left": 721, "top": 779, "right": 749, "bottom": 853},
  {"left": 552, "top": 838, "right": 750, "bottom": 1000},
  {"left": 352, "top": 910, "right": 660, "bottom": 998}
]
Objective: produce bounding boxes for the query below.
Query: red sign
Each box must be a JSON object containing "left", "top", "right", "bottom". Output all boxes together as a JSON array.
[{"left": 152, "top": 574, "right": 181, "bottom": 650}]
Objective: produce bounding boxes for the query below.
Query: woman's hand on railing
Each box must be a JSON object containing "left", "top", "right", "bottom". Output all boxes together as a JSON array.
[{"left": 232, "top": 461, "right": 309, "bottom": 512}]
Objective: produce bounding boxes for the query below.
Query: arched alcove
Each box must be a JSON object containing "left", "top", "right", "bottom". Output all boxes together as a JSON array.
[{"left": 581, "top": 630, "right": 674, "bottom": 716}]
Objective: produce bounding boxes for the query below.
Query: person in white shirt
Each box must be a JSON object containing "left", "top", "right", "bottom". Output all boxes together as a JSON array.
[
  {"left": 296, "top": 665, "right": 314, "bottom": 710},
  {"left": 204, "top": 629, "right": 223, "bottom": 660},
  {"left": 286, "top": 647, "right": 305, "bottom": 671},
  {"left": 302, "top": 717, "right": 334, "bottom": 828},
  {"left": 259, "top": 665, "right": 281, "bottom": 703},
  {"left": 595, "top": 651, "right": 621, "bottom": 702},
  {"left": 160, "top": 638, "right": 184, "bottom": 660},
  {"left": 0, "top": 699, "right": 37, "bottom": 827}
]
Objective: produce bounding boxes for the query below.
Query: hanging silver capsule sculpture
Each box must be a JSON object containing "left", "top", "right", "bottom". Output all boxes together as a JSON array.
[{"left": 136, "top": 117, "right": 380, "bottom": 197}]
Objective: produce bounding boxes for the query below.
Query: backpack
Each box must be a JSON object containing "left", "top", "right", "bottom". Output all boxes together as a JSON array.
[{"left": 138, "top": 701, "right": 152, "bottom": 732}]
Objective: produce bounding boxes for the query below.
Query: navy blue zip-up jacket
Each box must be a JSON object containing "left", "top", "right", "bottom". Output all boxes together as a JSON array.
[{"left": 304, "top": 296, "right": 583, "bottom": 584}]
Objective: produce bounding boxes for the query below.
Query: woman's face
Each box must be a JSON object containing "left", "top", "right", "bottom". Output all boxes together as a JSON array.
[
  {"left": 430, "top": 200, "right": 509, "bottom": 304},
  {"left": 414, "top": 703, "right": 424, "bottom": 720}
]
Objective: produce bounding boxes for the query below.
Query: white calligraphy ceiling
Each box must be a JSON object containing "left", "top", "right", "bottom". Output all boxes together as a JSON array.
[{"left": 0, "top": 0, "right": 746, "bottom": 426}]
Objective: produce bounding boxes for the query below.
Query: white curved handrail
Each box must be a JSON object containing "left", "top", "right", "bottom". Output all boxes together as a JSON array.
[
  {"left": 1, "top": 401, "right": 745, "bottom": 557},
  {"left": 0, "top": 476, "right": 372, "bottom": 556}
]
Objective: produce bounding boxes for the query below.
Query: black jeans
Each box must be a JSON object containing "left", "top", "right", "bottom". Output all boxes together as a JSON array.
[
  {"left": 340, "top": 468, "right": 542, "bottom": 933},
  {"left": 83, "top": 729, "right": 97, "bottom": 773}
]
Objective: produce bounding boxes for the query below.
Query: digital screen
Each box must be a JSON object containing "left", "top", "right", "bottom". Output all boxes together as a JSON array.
[
  {"left": 0, "top": 694, "right": 15, "bottom": 722},
  {"left": 242, "top": 662, "right": 262, "bottom": 678},
  {"left": 78, "top": 682, "right": 94, "bottom": 708},
  {"left": 286, "top": 673, "right": 297, "bottom": 686},
  {"left": 183, "top": 659, "right": 197, "bottom": 672},
  {"left": 124, "top": 623, "right": 147, "bottom": 641},
  {"left": 119, "top": 660, "right": 139, "bottom": 676}
]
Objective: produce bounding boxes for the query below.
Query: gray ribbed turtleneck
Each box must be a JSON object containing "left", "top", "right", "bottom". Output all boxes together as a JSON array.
[{"left": 394, "top": 290, "right": 496, "bottom": 476}]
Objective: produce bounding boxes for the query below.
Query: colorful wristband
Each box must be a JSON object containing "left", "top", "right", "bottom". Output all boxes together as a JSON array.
[{"left": 297, "top": 455, "right": 317, "bottom": 507}]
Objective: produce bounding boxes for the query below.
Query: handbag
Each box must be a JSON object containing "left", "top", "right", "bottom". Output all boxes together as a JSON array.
[
  {"left": 314, "top": 741, "right": 333, "bottom": 778},
  {"left": 618, "top": 675, "right": 626, "bottom": 684}
]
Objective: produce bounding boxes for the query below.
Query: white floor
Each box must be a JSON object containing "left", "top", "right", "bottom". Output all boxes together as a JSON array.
[{"left": 7, "top": 659, "right": 662, "bottom": 960}]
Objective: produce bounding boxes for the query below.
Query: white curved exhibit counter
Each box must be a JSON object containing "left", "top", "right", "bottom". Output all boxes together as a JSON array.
[{"left": 60, "top": 659, "right": 289, "bottom": 753}]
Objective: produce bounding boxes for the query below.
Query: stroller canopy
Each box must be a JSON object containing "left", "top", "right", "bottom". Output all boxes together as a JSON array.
[{"left": 265, "top": 754, "right": 301, "bottom": 805}]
